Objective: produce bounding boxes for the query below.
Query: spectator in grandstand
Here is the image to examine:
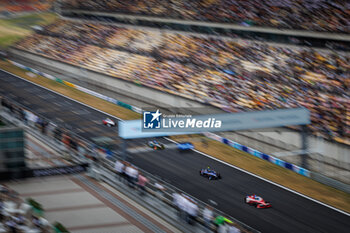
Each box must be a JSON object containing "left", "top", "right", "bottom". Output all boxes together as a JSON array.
[
  {"left": 154, "top": 182, "right": 165, "bottom": 194},
  {"left": 61, "top": 132, "right": 71, "bottom": 149},
  {"left": 32, "top": 215, "right": 42, "bottom": 229},
  {"left": 125, "top": 164, "right": 138, "bottom": 188},
  {"left": 176, "top": 193, "right": 188, "bottom": 222},
  {"left": 203, "top": 205, "right": 214, "bottom": 230},
  {"left": 40, "top": 119, "right": 48, "bottom": 135},
  {"left": 0, "top": 184, "right": 9, "bottom": 194},
  {"left": 172, "top": 192, "right": 181, "bottom": 216},
  {"left": 0, "top": 198, "right": 4, "bottom": 221},
  {"left": 5, "top": 217, "right": 17, "bottom": 233},
  {"left": 12, "top": 213, "right": 26, "bottom": 226},
  {"left": 14, "top": 19, "right": 350, "bottom": 144},
  {"left": 19, "top": 108, "right": 27, "bottom": 125},
  {"left": 187, "top": 200, "right": 199, "bottom": 225},
  {"left": 137, "top": 172, "right": 149, "bottom": 195},
  {"left": 61, "top": 0, "right": 350, "bottom": 33},
  {"left": 217, "top": 221, "right": 229, "bottom": 233},
  {"left": 114, "top": 159, "right": 125, "bottom": 181},
  {"left": 53, "top": 126, "right": 63, "bottom": 141},
  {"left": 227, "top": 222, "right": 241, "bottom": 233}
]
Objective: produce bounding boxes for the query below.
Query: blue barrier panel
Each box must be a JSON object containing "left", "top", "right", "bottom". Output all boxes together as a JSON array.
[
  {"left": 227, "top": 141, "right": 234, "bottom": 147},
  {"left": 246, "top": 147, "right": 253, "bottom": 155},
  {"left": 299, "top": 168, "right": 309, "bottom": 176},
  {"left": 284, "top": 162, "right": 293, "bottom": 170},
  {"left": 235, "top": 143, "right": 241, "bottom": 150},
  {"left": 222, "top": 138, "right": 229, "bottom": 145},
  {"left": 262, "top": 154, "right": 270, "bottom": 161},
  {"left": 275, "top": 159, "right": 283, "bottom": 166},
  {"left": 254, "top": 151, "right": 263, "bottom": 159},
  {"left": 242, "top": 145, "right": 248, "bottom": 152}
]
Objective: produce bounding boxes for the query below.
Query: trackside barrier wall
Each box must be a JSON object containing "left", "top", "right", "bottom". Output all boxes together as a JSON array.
[
  {"left": 203, "top": 132, "right": 310, "bottom": 177},
  {"left": 7, "top": 59, "right": 350, "bottom": 193}
]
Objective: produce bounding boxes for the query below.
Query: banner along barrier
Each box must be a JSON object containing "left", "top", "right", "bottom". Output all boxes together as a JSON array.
[
  {"left": 0, "top": 164, "right": 89, "bottom": 180},
  {"left": 203, "top": 132, "right": 310, "bottom": 177},
  {"left": 30, "top": 163, "right": 89, "bottom": 177},
  {"left": 7, "top": 60, "right": 310, "bottom": 177}
]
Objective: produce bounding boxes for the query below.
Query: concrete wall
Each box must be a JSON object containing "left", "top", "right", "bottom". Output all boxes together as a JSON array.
[
  {"left": 235, "top": 130, "right": 350, "bottom": 169},
  {"left": 9, "top": 48, "right": 223, "bottom": 115}
]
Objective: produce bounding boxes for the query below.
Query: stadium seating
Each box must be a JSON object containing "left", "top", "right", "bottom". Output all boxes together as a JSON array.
[
  {"left": 14, "top": 20, "right": 350, "bottom": 144},
  {"left": 61, "top": 0, "right": 350, "bottom": 33},
  {"left": 0, "top": 0, "right": 53, "bottom": 13}
]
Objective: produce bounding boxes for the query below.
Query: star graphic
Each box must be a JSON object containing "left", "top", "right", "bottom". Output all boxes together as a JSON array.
[{"left": 150, "top": 109, "right": 162, "bottom": 122}]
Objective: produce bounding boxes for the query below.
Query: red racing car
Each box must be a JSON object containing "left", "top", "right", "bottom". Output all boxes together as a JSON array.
[{"left": 245, "top": 194, "right": 271, "bottom": 208}]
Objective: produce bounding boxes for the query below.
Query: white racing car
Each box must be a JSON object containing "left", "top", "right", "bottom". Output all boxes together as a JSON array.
[{"left": 102, "top": 118, "right": 116, "bottom": 127}]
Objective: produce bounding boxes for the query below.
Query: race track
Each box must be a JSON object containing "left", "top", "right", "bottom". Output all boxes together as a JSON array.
[{"left": 1, "top": 70, "right": 349, "bottom": 233}]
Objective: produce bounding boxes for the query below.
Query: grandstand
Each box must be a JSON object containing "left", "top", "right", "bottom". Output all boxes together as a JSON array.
[
  {"left": 61, "top": 0, "right": 350, "bottom": 33},
  {"left": 0, "top": 0, "right": 54, "bottom": 15},
  {"left": 13, "top": 18, "right": 350, "bottom": 145}
]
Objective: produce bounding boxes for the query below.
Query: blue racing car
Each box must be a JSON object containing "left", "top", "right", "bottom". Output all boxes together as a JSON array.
[
  {"left": 199, "top": 167, "right": 222, "bottom": 180},
  {"left": 177, "top": 142, "right": 194, "bottom": 151}
]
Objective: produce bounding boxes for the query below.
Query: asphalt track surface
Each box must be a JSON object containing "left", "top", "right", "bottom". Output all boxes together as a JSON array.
[{"left": 1, "top": 70, "right": 349, "bottom": 233}]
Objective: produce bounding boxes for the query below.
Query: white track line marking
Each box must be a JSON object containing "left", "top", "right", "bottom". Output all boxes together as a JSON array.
[
  {"left": 2, "top": 68, "right": 349, "bottom": 216},
  {"left": 165, "top": 137, "right": 350, "bottom": 216}
]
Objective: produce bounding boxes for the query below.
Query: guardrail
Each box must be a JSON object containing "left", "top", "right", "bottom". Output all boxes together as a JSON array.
[{"left": 0, "top": 95, "right": 259, "bottom": 233}]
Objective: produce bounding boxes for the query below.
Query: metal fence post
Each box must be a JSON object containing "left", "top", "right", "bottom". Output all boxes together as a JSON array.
[{"left": 301, "top": 125, "right": 308, "bottom": 169}]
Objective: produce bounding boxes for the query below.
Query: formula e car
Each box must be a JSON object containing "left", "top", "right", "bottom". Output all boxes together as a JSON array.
[
  {"left": 245, "top": 194, "right": 271, "bottom": 208},
  {"left": 199, "top": 167, "right": 221, "bottom": 180},
  {"left": 177, "top": 142, "right": 194, "bottom": 151},
  {"left": 102, "top": 118, "right": 116, "bottom": 127},
  {"left": 147, "top": 140, "right": 165, "bottom": 150}
]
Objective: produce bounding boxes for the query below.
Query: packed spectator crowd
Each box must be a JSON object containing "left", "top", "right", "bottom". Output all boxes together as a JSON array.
[
  {"left": 61, "top": 0, "right": 350, "bottom": 33},
  {"left": 0, "top": 184, "right": 51, "bottom": 233},
  {"left": 14, "top": 19, "right": 350, "bottom": 144},
  {"left": 0, "top": 0, "right": 53, "bottom": 14}
]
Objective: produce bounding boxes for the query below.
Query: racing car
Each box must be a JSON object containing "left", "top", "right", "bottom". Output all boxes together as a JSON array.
[
  {"left": 102, "top": 118, "right": 116, "bottom": 127},
  {"left": 177, "top": 142, "right": 194, "bottom": 152},
  {"left": 245, "top": 194, "right": 271, "bottom": 208},
  {"left": 147, "top": 140, "right": 165, "bottom": 150},
  {"left": 199, "top": 167, "right": 221, "bottom": 180}
]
